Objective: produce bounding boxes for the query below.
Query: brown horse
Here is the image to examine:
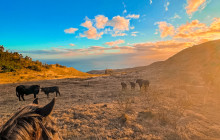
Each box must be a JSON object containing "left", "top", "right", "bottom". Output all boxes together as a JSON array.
[{"left": 0, "top": 98, "right": 62, "bottom": 140}]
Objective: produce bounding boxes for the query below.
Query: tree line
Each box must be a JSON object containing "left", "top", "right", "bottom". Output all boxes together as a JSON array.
[{"left": 0, "top": 45, "right": 65, "bottom": 73}]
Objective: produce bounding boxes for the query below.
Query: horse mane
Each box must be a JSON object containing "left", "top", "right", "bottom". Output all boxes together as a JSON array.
[{"left": 0, "top": 99, "right": 61, "bottom": 140}]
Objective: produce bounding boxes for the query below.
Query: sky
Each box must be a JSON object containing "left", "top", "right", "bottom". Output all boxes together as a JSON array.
[{"left": 0, "top": 0, "right": 220, "bottom": 72}]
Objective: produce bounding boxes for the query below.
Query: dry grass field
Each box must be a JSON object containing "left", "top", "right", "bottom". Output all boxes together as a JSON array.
[
  {"left": 1, "top": 40, "right": 220, "bottom": 139},
  {"left": 1, "top": 71, "right": 220, "bottom": 140},
  {"left": 0, "top": 65, "right": 97, "bottom": 84}
]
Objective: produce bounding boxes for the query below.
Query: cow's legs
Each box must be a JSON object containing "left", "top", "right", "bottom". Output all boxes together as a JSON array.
[
  {"left": 56, "top": 92, "right": 58, "bottom": 97},
  {"left": 22, "top": 95, "right": 25, "bottom": 101},
  {"left": 34, "top": 94, "right": 36, "bottom": 98},
  {"left": 58, "top": 91, "right": 61, "bottom": 96},
  {"left": 18, "top": 94, "right": 21, "bottom": 101}
]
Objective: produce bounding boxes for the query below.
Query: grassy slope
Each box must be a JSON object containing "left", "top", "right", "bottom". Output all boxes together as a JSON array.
[{"left": 0, "top": 65, "right": 98, "bottom": 84}]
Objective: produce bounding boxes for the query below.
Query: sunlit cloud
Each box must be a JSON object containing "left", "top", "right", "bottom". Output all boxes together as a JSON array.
[
  {"left": 95, "top": 15, "right": 108, "bottom": 29},
  {"left": 64, "top": 28, "right": 78, "bottom": 34},
  {"left": 112, "top": 31, "right": 127, "bottom": 37},
  {"left": 174, "top": 18, "right": 220, "bottom": 43},
  {"left": 69, "top": 43, "right": 75, "bottom": 47},
  {"left": 185, "top": 0, "right": 207, "bottom": 15},
  {"left": 126, "top": 14, "right": 140, "bottom": 19},
  {"left": 105, "top": 39, "right": 125, "bottom": 46},
  {"left": 131, "top": 31, "right": 139, "bottom": 36},
  {"left": 80, "top": 19, "right": 104, "bottom": 39},
  {"left": 107, "top": 16, "right": 130, "bottom": 31},
  {"left": 156, "top": 21, "right": 175, "bottom": 38}
]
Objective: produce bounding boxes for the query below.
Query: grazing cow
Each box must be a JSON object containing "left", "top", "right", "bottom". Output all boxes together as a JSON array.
[
  {"left": 136, "top": 79, "right": 150, "bottom": 91},
  {"left": 41, "top": 86, "right": 61, "bottom": 98},
  {"left": 130, "top": 82, "right": 136, "bottom": 90},
  {"left": 16, "top": 85, "right": 40, "bottom": 101},
  {"left": 0, "top": 98, "right": 62, "bottom": 140},
  {"left": 136, "top": 79, "right": 143, "bottom": 90},
  {"left": 121, "top": 82, "right": 127, "bottom": 90},
  {"left": 142, "top": 80, "right": 150, "bottom": 91}
]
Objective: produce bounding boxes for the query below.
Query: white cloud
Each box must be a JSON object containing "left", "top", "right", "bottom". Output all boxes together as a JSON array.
[
  {"left": 123, "top": 10, "right": 127, "bottom": 14},
  {"left": 150, "top": 0, "right": 152, "bottom": 5},
  {"left": 64, "top": 28, "right": 78, "bottom": 34},
  {"left": 165, "top": 1, "right": 170, "bottom": 11}
]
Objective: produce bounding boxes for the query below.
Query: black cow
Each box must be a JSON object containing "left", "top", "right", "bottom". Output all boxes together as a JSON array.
[
  {"left": 121, "top": 82, "right": 127, "bottom": 91},
  {"left": 16, "top": 85, "right": 40, "bottom": 101},
  {"left": 41, "top": 86, "right": 61, "bottom": 98},
  {"left": 136, "top": 79, "right": 150, "bottom": 91}
]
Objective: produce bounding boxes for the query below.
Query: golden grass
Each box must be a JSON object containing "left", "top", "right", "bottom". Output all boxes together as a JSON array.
[{"left": 0, "top": 65, "right": 100, "bottom": 84}]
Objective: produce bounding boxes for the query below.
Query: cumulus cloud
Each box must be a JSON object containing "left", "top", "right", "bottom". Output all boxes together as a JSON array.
[
  {"left": 64, "top": 28, "right": 78, "bottom": 34},
  {"left": 80, "top": 27, "right": 104, "bottom": 39},
  {"left": 107, "top": 16, "right": 130, "bottom": 31},
  {"left": 95, "top": 15, "right": 108, "bottom": 29},
  {"left": 174, "top": 18, "right": 220, "bottom": 43},
  {"left": 156, "top": 21, "right": 175, "bottom": 38},
  {"left": 81, "top": 20, "right": 93, "bottom": 28},
  {"left": 80, "top": 19, "right": 104, "bottom": 39},
  {"left": 150, "top": 0, "right": 152, "bottom": 5},
  {"left": 185, "top": 0, "right": 207, "bottom": 15},
  {"left": 105, "top": 39, "right": 125, "bottom": 46},
  {"left": 156, "top": 18, "right": 220, "bottom": 44},
  {"left": 126, "top": 14, "right": 140, "bottom": 19}
]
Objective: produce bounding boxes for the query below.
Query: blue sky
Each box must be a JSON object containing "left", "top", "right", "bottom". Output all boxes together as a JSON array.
[{"left": 0, "top": 0, "right": 220, "bottom": 71}]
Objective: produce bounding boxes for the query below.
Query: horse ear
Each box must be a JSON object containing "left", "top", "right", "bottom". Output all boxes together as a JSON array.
[
  {"left": 33, "top": 98, "right": 38, "bottom": 104},
  {"left": 36, "top": 98, "right": 55, "bottom": 117}
]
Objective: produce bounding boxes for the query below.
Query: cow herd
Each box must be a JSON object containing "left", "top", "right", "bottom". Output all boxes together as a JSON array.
[
  {"left": 121, "top": 79, "right": 150, "bottom": 91},
  {"left": 16, "top": 85, "right": 61, "bottom": 101}
]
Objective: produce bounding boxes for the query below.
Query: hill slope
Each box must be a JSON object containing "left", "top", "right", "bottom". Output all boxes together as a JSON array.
[
  {"left": 91, "top": 39, "right": 220, "bottom": 87},
  {"left": 0, "top": 46, "right": 94, "bottom": 84}
]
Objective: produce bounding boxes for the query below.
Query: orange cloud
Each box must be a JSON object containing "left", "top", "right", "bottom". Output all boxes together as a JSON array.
[
  {"left": 69, "top": 43, "right": 75, "bottom": 47},
  {"left": 107, "top": 16, "right": 130, "bottom": 31},
  {"left": 105, "top": 39, "right": 125, "bottom": 46},
  {"left": 64, "top": 28, "right": 78, "bottom": 34},
  {"left": 80, "top": 19, "right": 104, "bottom": 39},
  {"left": 112, "top": 31, "right": 127, "bottom": 37},
  {"left": 156, "top": 22, "right": 175, "bottom": 38},
  {"left": 95, "top": 15, "right": 108, "bottom": 29},
  {"left": 174, "top": 18, "right": 220, "bottom": 43},
  {"left": 126, "top": 14, "right": 140, "bottom": 19},
  {"left": 185, "top": 0, "right": 206, "bottom": 15}
]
